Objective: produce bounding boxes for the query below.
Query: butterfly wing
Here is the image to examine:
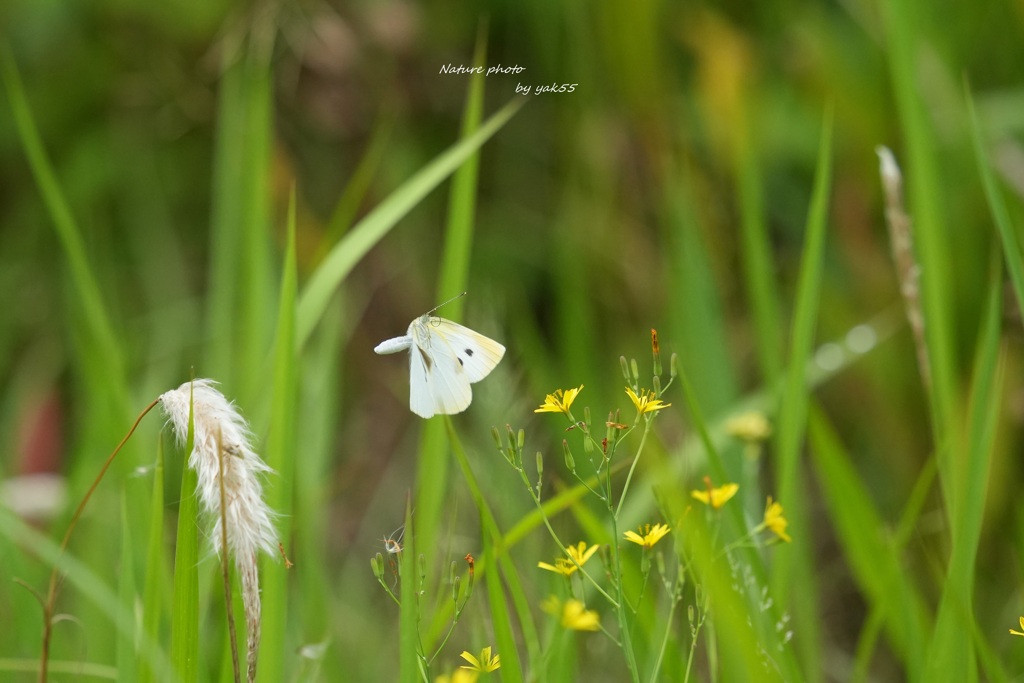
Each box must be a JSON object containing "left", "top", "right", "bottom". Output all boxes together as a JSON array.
[
  {"left": 380, "top": 313, "right": 505, "bottom": 418},
  {"left": 430, "top": 319, "right": 506, "bottom": 383},
  {"left": 408, "top": 317, "right": 473, "bottom": 418}
]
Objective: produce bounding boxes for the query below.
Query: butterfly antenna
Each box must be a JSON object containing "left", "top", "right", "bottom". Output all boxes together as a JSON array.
[{"left": 427, "top": 291, "right": 468, "bottom": 316}]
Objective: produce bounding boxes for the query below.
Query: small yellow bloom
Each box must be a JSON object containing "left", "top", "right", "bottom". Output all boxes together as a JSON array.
[
  {"left": 538, "top": 541, "right": 599, "bottom": 576},
  {"left": 763, "top": 497, "right": 791, "bottom": 543},
  {"left": 624, "top": 523, "right": 671, "bottom": 549},
  {"left": 625, "top": 387, "right": 671, "bottom": 415},
  {"left": 535, "top": 385, "right": 584, "bottom": 415},
  {"left": 725, "top": 411, "right": 772, "bottom": 442},
  {"left": 459, "top": 646, "right": 500, "bottom": 673},
  {"left": 1010, "top": 617, "right": 1024, "bottom": 637},
  {"left": 436, "top": 670, "right": 479, "bottom": 683},
  {"left": 542, "top": 596, "right": 601, "bottom": 631},
  {"left": 691, "top": 481, "right": 739, "bottom": 510}
]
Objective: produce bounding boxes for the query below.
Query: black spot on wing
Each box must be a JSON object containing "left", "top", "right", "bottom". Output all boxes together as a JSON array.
[
  {"left": 458, "top": 357, "right": 464, "bottom": 366},
  {"left": 465, "top": 348, "right": 474, "bottom": 356}
]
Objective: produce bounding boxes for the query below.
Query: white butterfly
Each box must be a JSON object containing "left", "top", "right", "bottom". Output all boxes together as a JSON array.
[{"left": 374, "top": 297, "right": 506, "bottom": 419}]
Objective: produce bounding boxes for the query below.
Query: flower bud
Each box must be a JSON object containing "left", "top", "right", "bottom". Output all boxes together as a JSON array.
[
  {"left": 562, "top": 439, "right": 575, "bottom": 471},
  {"left": 651, "top": 329, "right": 662, "bottom": 376},
  {"left": 372, "top": 553, "right": 384, "bottom": 579}
]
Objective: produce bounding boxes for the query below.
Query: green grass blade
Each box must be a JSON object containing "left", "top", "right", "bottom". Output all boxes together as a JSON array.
[
  {"left": 0, "top": 45, "right": 124, "bottom": 386},
  {"left": 966, "top": 86, "right": 1024, "bottom": 322},
  {"left": 117, "top": 489, "right": 138, "bottom": 682},
  {"left": 673, "top": 357, "right": 803, "bottom": 681},
  {"left": 296, "top": 97, "right": 523, "bottom": 348},
  {"left": 294, "top": 301, "right": 345, "bottom": 643},
  {"left": 139, "top": 442, "right": 166, "bottom": 683},
  {"left": 880, "top": 0, "right": 959, "bottom": 460},
  {"left": 416, "top": 28, "right": 488, "bottom": 576},
  {"left": 0, "top": 508, "right": 176, "bottom": 683},
  {"left": 482, "top": 530, "right": 524, "bottom": 683},
  {"left": 807, "top": 404, "right": 929, "bottom": 678},
  {"left": 734, "top": 106, "right": 783, "bottom": 385},
  {"left": 446, "top": 419, "right": 527, "bottom": 680},
  {"left": 684, "top": 510, "right": 785, "bottom": 682},
  {"left": 771, "top": 108, "right": 833, "bottom": 679},
  {"left": 666, "top": 184, "right": 738, "bottom": 416},
  {"left": 924, "top": 263, "right": 1004, "bottom": 681},
  {"left": 205, "top": 34, "right": 275, "bottom": 394},
  {"left": 435, "top": 22, "right": 487, "bottom": 309},
  {"left": 774, "top": 107, "right": 833, "bottom": 529},
  {"left": 170, "top": 401, "right": 199, "bottom": 680},
  {"left": 258, "top": 190, "right": 299, "bottom": 682},
  {"left": 318, "top": 115, "right": 395, "bottom": 255}
]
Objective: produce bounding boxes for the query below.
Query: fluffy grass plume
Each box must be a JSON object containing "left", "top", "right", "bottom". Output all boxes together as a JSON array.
[{"left": 159, "top": 379, "right": 277, "bottom": 683}]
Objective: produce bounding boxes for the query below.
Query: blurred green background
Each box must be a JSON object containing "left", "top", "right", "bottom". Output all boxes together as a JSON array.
[{"left": 2, "top": 0, "right": 1024, "bottom": 681}]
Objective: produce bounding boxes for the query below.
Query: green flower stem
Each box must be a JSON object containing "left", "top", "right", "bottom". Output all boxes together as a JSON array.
[
  {"left": 608, "top": 513, "right": 641, "bottom": 683},
  {"left": 648, "top": 587, "right": 682, "bottom": 683},
  {"left": 515, "top": 465, "right": 619, "bottom": 608},
  {"left": 615, "top": 418, "right": 654, "bottom": 518},
  {"left": 428, "top": 576, "right": 471, "bottom": 665}
]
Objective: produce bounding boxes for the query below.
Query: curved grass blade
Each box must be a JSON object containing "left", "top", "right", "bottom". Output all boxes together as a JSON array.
[
  {"left": 770, "top": 108, "right": 833, "bottom": 677},
  {"left": 296, "top": 97, "right": 524, "bottom": 348}
]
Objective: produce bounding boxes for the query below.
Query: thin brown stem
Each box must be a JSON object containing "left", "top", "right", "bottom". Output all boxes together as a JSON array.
[{"left": 39, "top": 397, "right": 160, "bottom": 683}]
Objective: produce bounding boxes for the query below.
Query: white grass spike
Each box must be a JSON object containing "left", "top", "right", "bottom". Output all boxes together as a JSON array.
[{"left": 159, "top": 378, "right": 277, "bottom": 683}]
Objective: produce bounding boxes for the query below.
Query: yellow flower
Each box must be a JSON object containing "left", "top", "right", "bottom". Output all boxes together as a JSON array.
[
  {"left": 535, "top": 385, "right": 584, "bottom": 415},
  {"left": 762, "top": 497, "right": 791, "bottom": 543},
  {"left": 725, "top": 411, "right": 772, "bottom": 442},
  {"left": 1010, "top": 617, "right": 1024, "bottom": 637},
  {"left": 538, "top": 541, "right": 599, "bottom": 576},
  {"left": 625, "top": 387, "right": 671, "bottom": 415},
  {"left": 691, "top": 482, "right": 739, "bottom": 510},
  {"left": 436, "top": 670, "right": 479, "bottom": 683},
  {"left": 541, "top": 596, "right": 601, "bottom": 631},
  {"left": 624, "top": 523, "right": 671, "bottom": 549},
  {"left": 459, "top": 646, "right": 500, "bottom": 673}
]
